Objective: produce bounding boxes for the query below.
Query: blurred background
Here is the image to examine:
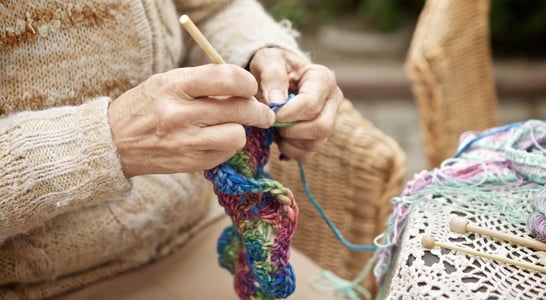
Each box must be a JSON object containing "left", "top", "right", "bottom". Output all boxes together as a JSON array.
[{"left": 260, "top": 0, "right": 546, "bottom": 176}]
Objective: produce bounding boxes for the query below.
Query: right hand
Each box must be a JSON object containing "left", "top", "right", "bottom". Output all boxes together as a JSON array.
[{"left": 108, "top": 64, "right": 275, "bottom": 177}]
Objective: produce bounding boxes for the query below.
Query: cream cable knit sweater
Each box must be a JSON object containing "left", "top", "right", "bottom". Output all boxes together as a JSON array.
[{"left": 0, "top": 0, "right": 304, "bottom": 298}]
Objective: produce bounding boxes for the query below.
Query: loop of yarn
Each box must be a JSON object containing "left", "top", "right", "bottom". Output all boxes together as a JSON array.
[{"left": 205, "top": 96, "right": 298, "bottom": 299}]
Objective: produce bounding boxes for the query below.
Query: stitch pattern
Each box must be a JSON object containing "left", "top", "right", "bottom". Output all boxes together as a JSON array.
[{"left": 205, "top": 98, "right": 298, "bottom": 299}]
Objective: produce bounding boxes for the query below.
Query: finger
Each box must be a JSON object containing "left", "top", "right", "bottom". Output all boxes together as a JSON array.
[
  {"left": 277, "top": 138, "right": 327, "bottom": 153},
  {"left": 275, "top": 66, "right": 336, "bottom": 123},
  {"left": 197, "top": 149, "right": 239, "bottom": 170},
  {"left": 250, "top": 48, "right": 290, "bottom": 104},
  {"left": 133, "top": 149, "right": 237, "bottom": 174},
  {"left": 276, "top": 140, "right": 317, "bottom": 163},
  {"left": 185, "top": 123, "right": 248, "bottom": 151},
  {"left": 277, "top": 91, "right": 341, "bottom": 139},
  {"left": 165, "top": 64, "right": 258, "bottom": 99},
  {"left": 191, "top": 96, "right": 275, "bottom": 129}
]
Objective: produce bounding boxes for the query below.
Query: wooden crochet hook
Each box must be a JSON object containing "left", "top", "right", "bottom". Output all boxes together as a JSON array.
[
  {"left": 180, "top": 14, "right": 292, "bottom": 128},
  {"left": 421, "top": 235, "right": 546, "bottom": 273},
  {"left": 179, "top": 14, "right": 225, "bottom": 64},
  {"left": 450, "top": 216, "right": 546, "bottom": 252}
]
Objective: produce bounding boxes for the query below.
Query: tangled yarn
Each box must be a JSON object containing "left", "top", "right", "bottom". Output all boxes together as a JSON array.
[
  {"left": 204, "top": 97, "right": 298, "bottom": 300},
  {"left": 373, "top": 120, "right": 546, "bottom": 285}
]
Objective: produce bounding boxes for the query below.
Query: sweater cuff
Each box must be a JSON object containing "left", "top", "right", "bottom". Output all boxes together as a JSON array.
[
  {"left": 76, "top": 97, "right": 133, "bottom": 205},
  {"left": 2, "top": 97, "right": 131, "bottom": 209}
]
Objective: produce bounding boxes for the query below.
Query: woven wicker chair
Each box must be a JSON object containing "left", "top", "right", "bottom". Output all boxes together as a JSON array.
[
  {"left": 269, "top": 99, "right": 406, "bottom": 295},
  {"left": 406, "top": 0, "right": 498, "bottom": 169}
]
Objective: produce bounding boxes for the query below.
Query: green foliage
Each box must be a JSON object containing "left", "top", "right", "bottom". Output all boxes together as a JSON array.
[
  {"left": 490, "top": 0, "right": 546, "bottom": 54},
  {"left": 260, "top": 0, "right": 422, "bottom": 32},
  {"left": 358, "top": 0, "right": 406, "bottom": 33},
  {"left": 261, "top": 0, "right": 359, "bottom": 28},
  {"left": 263, "top": 0, "right": 309, "bottom": 27},
  {"left": 260, "top": 0, "right": 546, "bottom": 54}
]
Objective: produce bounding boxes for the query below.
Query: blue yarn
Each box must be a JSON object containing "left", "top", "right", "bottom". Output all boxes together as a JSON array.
[
  {"left": 453, "top": 121, "right": 524, "bottom": 158},
  {"left": 269, "top": 94, "right": 294, "bottom": 112},
  {"left": 213, "top": 166, "right": 260, "bottom": 194},
  {"left": 245, "top": 240, "right": 268, "bottom": 261},
  {"left": 297, "top": 161, "right": 377, "bottom": 252},
  {"left": 267, "top": 265, "right": 296, "bottom": 298},
  {"left": 270, "top": 92, "right": 377, "bottom": 252},
  {"left": 217, "top": 226, "right": 239, "bottom": 273}
]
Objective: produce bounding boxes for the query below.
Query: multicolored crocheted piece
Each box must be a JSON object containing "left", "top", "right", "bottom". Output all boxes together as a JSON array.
[{"left": 204, "top": 100, "right": 299, "bottom": 300}]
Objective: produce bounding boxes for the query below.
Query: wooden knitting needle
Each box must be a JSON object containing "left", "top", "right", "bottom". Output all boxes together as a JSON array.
[
  {"left": 450, "top": 216, "right": 546, "bottom": 252},
  {"left": 179, "top": 14, "right": 225, "bottom": 64},
  {"left": 421, "top": 235, "right": 546, "bottom": 273}
]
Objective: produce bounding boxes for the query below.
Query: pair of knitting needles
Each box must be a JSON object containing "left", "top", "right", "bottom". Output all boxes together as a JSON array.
[{"left": 422, "top": 216, "right": 546, "bottom": 273}]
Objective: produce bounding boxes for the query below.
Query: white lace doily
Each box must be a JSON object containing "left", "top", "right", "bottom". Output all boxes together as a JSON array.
[{"left": 381, "top": 193, "right": 546, "bottom": 299}]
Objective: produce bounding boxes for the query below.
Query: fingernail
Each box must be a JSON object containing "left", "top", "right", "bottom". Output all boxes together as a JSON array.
[
  {"left": 268, "top": 110, "right": 276, "bottom": 126},
  {"left": 269, "top": 89, "right": 286, "bottom": 104}
]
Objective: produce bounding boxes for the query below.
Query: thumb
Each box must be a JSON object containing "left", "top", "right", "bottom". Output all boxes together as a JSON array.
[
  {"left": 261, "top": 66, "right": 289, "bottom": 104},
  {"left": 268, "top": 88, "right": 287, "bottom": 104},
  {"left": 249, "top": 48, "right": 290, "bottom": 104}
]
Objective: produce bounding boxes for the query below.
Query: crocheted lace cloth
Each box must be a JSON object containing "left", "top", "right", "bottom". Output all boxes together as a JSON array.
[
  {"left": 381, "top": 195, "right": 546, "bottom": 299},
  {"left": 378, "top": 120, "right": 546, "bottom": 299}
]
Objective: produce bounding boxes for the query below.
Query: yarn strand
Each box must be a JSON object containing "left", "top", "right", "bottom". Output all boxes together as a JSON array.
[{"left": 298, "top": 161, "right": 378, "bottom": 252}]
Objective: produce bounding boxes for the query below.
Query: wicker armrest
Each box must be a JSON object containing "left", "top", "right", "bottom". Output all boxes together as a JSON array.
[{"left": 268, "top": 99, "right": 406, "bottom": 294}]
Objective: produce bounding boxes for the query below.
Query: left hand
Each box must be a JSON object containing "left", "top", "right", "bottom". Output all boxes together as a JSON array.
[{"left": 249, "top": 47, "right": 343, "bottom": 162}]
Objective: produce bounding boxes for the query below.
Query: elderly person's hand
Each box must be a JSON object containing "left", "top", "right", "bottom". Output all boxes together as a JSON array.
[
  {"left": 108, "top": 64, "right": 275, "bottom": 177},
  {"left": 249, "top": 48, "right": 343, "bottom": 162}
]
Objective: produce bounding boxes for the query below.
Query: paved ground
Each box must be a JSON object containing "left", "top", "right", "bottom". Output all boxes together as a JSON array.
[{"left": 299, "top": 30, "right": 546, "bottom": 177}]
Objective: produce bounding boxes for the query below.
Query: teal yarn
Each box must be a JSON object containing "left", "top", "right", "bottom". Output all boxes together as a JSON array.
[
  {"left": 298, "top": 161, "right": 377, "bottom": 252},
  {"left": 374, "top": 120, "right": 546, "bottom": 286},
  {"left": 299, "top": 120, "right": 546, "bottom": 299}
]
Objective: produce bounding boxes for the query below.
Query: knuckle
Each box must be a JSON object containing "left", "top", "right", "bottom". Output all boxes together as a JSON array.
[
  {"left": 148, "top": 72, "right": 164, "bottom": 85},
  {"left": 300, "top": 142, "right": 316, "bottom": 152},
  {"left": 145, "top": 72, "right": 182, "bottom": 101},
  {"left": 218, "top": 65, "right": 257, "bottom": 94},
  {"left": 301, "top": 102, "right": 322, "bottom": 120},
  {"left": 312, "top": 120, "right": 334, "bottom": 139},
  {"left": 216, "top": 70, "right": 237, "bottom": 91},
  {"left": 315, "top": 65, "right": 338, "bottom": 88},
  {"left": 295, "top": 150, "right": 315, "bottom": 163},
  {"left": 263, "top": 63, "right": 285, "bottom": 78},
  {"left": 149, "top": 72, "right": 172, "bottom": 93},
  {"left": 155, "top": 102, "right": 179, "bottom": 124},
  {"left": 217, "top": 64, "right": 237, "bottom": 77}
]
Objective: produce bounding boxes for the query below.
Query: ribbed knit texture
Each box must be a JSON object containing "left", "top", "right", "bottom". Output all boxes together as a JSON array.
[
  {"left": 0, "top": 98, "right": 131, "bottom": 243},
  {"left": 0, "top": 0, "right": 304, "bottom": 298}
]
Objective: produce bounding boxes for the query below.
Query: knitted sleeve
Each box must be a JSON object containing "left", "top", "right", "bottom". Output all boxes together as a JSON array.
[
  {"left": 176, "top": 0, "right": 309, "bottom": 67},
  {"left": 0, "top": 97, "right": 131, "bottom": 244}
]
